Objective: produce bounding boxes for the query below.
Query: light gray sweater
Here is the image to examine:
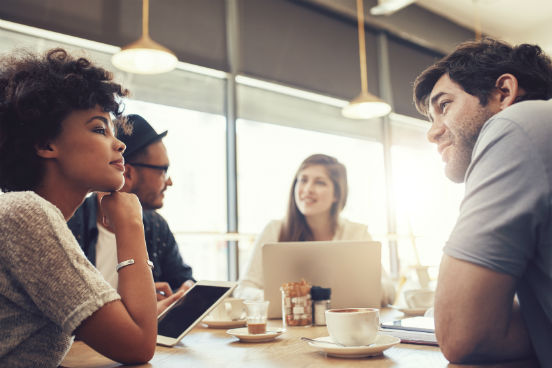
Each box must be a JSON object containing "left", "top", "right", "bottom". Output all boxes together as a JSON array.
[{"left": 0, "top": 191, "right": 120, "bottom": 367}]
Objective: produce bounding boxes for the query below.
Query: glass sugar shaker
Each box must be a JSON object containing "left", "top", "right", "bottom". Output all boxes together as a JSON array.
[{"left": 311, "top": 286, "right": 331, "bottom": 326}]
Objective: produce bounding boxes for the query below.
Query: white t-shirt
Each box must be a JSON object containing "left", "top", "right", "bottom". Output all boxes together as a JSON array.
[{"left": 95, "top": 223, "right": 118, "bottom": 289}]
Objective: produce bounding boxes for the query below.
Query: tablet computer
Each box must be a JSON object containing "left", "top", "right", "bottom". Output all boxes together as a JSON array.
[
  {"left": 157, "top": 280, "right": 236, "bottom": 346},
  {"left": 380, "top": 316, "right": 435, "bottom": 333},
  {"left": 379, "top": 317, "right": 436, "bottom": 345}
]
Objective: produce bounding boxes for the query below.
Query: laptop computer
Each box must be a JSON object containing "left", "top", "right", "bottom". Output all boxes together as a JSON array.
[{"left": 262, "top": 240, "right": 382, "bottom": 318}]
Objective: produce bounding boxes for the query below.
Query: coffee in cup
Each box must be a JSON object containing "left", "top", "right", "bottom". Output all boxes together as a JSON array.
[
  {"left": 325, "top": 308, "right": 379, "bottom": 346},
  {"left": 244, "top": 300, "right": 269, "bottom": 334}
]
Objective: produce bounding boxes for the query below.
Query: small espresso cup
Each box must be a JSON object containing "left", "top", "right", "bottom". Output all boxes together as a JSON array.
[
  {"left": 209, "top": 297, "right": 246, "bottom": 321},
  {"left": 244, "top": 300, "right": 269, "bottom": 334},
  {"left": 404, "top": 289, "right": 435, "bottom": 309},
  {"left": 325, "top": 308, "right": 379, "bottom": 346}
]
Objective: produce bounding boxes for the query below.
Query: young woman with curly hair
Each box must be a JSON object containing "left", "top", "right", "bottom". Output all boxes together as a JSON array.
[{"left": 0, "top": 48, "right": 157, "bottom": 366}]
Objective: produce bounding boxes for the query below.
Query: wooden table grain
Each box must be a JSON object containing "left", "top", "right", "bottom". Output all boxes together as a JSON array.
[{"left": 61, "top": 310, "right": 538, "bottom": 368}]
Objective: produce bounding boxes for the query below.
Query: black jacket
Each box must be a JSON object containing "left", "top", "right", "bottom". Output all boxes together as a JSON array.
[{"left": 68, "top": 194, "right": 195, "bottom": 290}]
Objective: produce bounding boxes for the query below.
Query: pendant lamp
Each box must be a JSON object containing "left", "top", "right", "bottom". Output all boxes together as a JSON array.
[
  {"left": 370, "top": 0, "right": 417, "bottom": 16},
  {"left": 342, "top": 0, "right": 391, "bottom": 119},
  {"left": 112, "top": 0, "right": 178, "bottom": 74}
]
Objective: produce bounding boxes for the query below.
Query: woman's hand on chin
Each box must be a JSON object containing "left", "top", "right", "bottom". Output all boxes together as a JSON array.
[{"left": 100, "top": 192, "right": 143, "bottom": 232}]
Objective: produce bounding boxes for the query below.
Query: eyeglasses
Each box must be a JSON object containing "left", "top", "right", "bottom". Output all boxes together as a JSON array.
[{"left": 128, "top": 162, "right": 170, "bottom": 178}]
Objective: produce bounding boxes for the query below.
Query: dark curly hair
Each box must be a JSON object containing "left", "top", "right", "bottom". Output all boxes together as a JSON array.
[
  {"left": 0, "top": 48, "right": 129, "bottom": 192},
  {"left": 413, "top": 38, "right": 552, "bottom": 116}
]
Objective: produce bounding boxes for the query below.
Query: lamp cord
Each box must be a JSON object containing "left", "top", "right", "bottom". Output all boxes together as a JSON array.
[
  {"left": 473, "top": 0, "right": 482, "bottom": 41},
  {"left": 142, "top": 0, "right": 149, "bottom": 38},
  {"left": 356, "top": 0, "right": 369, "bottom": 95}
]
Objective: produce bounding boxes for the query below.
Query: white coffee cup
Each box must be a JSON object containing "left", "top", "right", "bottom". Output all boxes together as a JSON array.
[
  {"left": 209, "top": 297, "right": 246, "bottom": 321},
  {"left": 404, "top": 289, "right": 435, "bottom": 309},
  {"left": 325, "top": 308, "right": 379, "bottom": 346}
]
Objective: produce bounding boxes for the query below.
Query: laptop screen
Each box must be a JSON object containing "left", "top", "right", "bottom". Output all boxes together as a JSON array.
[{"left": 262, "top": 240, "right": 382, "bottom": 318}]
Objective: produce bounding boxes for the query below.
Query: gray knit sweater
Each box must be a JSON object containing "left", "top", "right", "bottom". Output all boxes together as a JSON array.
[{"left": 0, "top": 192, "right": 120, "bottom": 367}]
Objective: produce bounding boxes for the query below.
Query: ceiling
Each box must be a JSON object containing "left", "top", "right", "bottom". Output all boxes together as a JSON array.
[{"left": 414, "top": 0, "right": 552, "bottom": 54}]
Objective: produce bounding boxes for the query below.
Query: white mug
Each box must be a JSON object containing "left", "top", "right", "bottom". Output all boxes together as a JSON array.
[
  {"left": 404, "top": 289, "right": 435, "bottom": 309},
  {"left": 209, "top": 297, "right": 246, "bottom": 321},
  {"left": 325, "top": 308, "right": 379, "bottom": 346}
]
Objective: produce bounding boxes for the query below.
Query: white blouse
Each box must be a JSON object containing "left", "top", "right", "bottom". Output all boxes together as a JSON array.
[{"left": 235, "top": 218, "right": 395, "bottom": 305}]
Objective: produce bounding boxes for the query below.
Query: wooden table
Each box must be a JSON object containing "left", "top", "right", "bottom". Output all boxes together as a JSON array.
[{"left": 61, "top": 310, "right": 538, "bottom": 368}]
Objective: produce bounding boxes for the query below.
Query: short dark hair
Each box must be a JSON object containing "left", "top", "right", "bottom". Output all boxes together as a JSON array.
[
  {"left": 413, "top": 38, "right": 552, "bottom": 116},
  {"left": 0, "top": 48, "right": 129, "bottom": 192},
  {"left": 125, "top": 145, "right": 150, "bottom": 164}
]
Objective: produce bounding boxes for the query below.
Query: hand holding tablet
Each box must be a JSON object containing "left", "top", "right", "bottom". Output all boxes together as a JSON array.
[{"left": 156, "top": 280, "right": 237, "bottom": 346}]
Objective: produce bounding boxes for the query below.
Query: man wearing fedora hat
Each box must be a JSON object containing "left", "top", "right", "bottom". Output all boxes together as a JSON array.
[{"left": 69, "top": 114, "right": 195, "bottom": 308}]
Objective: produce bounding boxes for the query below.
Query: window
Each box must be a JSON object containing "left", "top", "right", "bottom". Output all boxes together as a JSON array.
[
  {"left": 0, "top": 24, "right": 467, "bottom": 287},
  {"left": 123, "top": 99, "right": 228, "bottom": 281},
  {"left": 390, "top": 116, "right": 464, "bottom": 282},
  {"left": 236, "top": 119, "right": 389, "bottom": 274}
]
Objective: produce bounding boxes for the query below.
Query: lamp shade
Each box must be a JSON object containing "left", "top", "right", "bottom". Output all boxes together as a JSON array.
[
  {"left": 370, "top": 0, "right": 417, "bottom": 16},
  {"left": 342, "top": 92, "right": 392, "bottom": 119},
  {"left": 111, "top": 35, "right": 178, "bottom": 75}
]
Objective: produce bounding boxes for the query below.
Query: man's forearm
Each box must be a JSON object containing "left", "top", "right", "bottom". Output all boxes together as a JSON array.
[
  {"left": 464, "top": 302, "right": 533, "bottom": 363},
  {"left": 435, "top": 256, "right": 534, "bottom": 364}
]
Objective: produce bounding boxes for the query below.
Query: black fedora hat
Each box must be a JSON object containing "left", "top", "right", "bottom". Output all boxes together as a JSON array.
[{"left": 118, "top": 114, "right": 167, "bottom": 158}]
